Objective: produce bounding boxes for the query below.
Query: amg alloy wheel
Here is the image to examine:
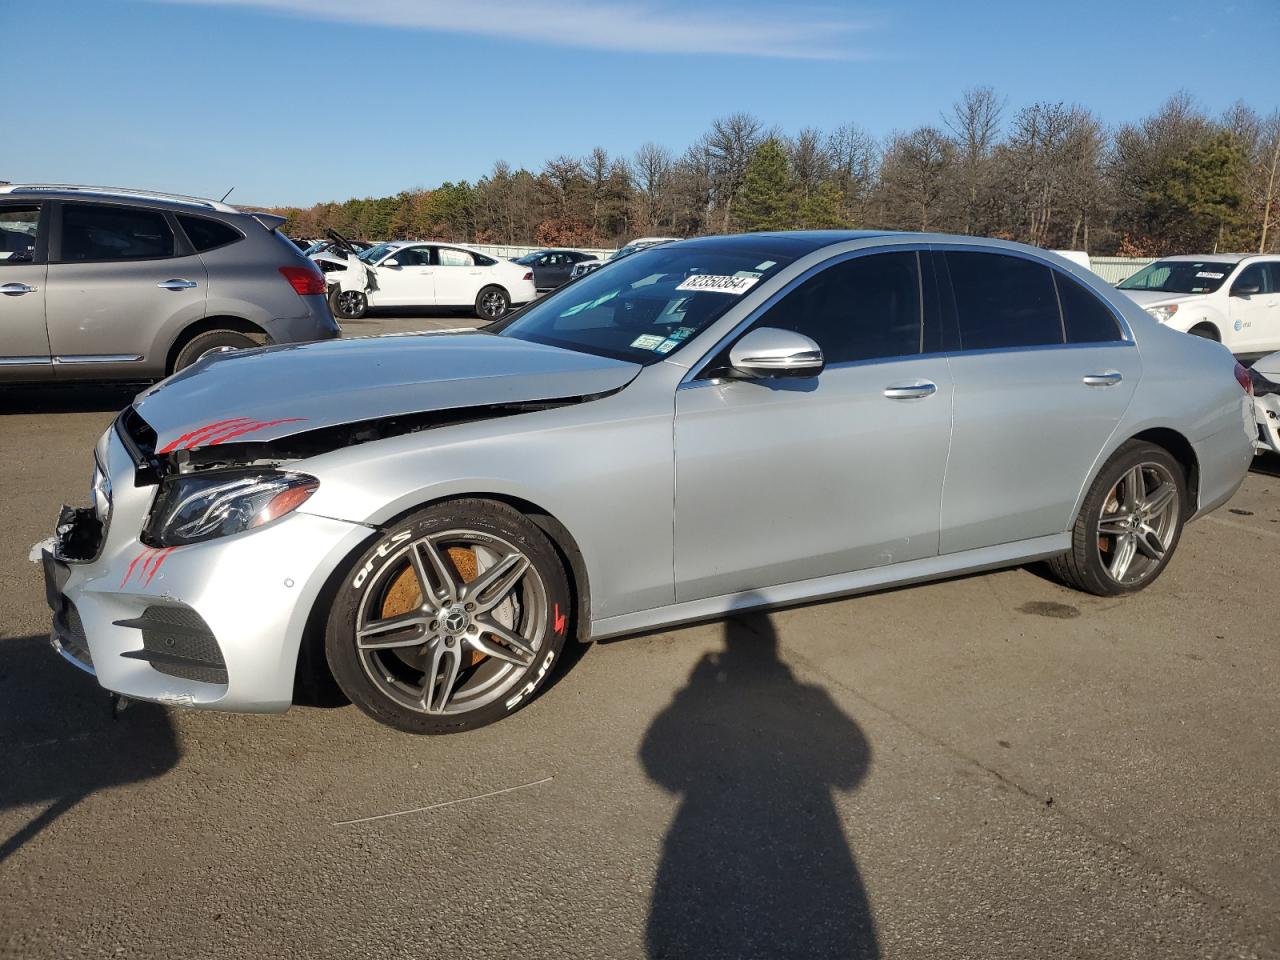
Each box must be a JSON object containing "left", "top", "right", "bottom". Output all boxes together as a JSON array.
[
  {"left": 1049, "top": 441, "right": 1187, "bottom": 596},
  {"left": 326, "top": 499, "right": 571, "bottom": 733}
]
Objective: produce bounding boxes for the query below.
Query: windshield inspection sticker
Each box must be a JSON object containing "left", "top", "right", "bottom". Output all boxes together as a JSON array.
[
  {"left": 676, "top": 274, "right": 760, "bottom": 295},
  {"left": 655, "top": 339, "right": 680, "bottom": 354},
  {"left": 669, "top": 326, "right": 696, "bottom": 342},
  {"left": 1196, "top": 271, "right": 1225, "bottom": 279},
  {"left": 631, "top": 334, "right": 666, "bottom": 350}
]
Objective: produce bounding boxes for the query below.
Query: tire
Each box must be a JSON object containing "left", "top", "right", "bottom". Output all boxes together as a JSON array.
[
  {"left": 1188, "top": 323, "right": 1220, "bottom": 342},
  {"left": 1048, "top": 441, "right": 1187, "bottom": 597},
  {"left": 325, "top": 498, "right": 572, "bottom": 734},
  {"left": 329, "top": 287, "right": 368, "bottom": 320},
  {"left": 171, "top": 329, "right": 257, "bottom": 373},
  {"left": 475, "top": 286, "right": 510, "bottom": 321}
]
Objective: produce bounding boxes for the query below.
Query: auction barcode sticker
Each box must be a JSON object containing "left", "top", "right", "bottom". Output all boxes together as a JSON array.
[{"left": 676, "top": 274, "right": 760, "bottom": 295}]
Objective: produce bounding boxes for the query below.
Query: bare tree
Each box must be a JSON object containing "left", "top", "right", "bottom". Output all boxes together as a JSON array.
[
  {"left": 944, "top": 86, "right": 1004, "bottom": 234},
  {"left": 876, "top": 126, "right": 955, "bottom": 231},
  {"left": 705, "top": 113, "right": 764, "bottom": 231},
  {"left": 787, "top": 128, "right": 832, "bottom": 204},
  {"left": 826, "top": 123, "right": 878, "bottom": 225},
  {"left": 631, "top": 142, "right": 675, "bottom": 234}
]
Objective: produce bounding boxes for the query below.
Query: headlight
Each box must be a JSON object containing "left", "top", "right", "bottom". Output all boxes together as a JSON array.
[
  {"left": 90, "top": 458, "right": 112, "bottom": 524},
  {"left": 143, "top": 471, "right": 318, "bottom": 547},
  {"left": 1145, "top": 304, "right": 1179, "bottom": 324}
]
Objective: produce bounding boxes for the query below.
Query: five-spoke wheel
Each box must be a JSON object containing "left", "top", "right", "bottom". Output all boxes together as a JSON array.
[{"left": 327, "top": 499, "right": 571, "bottom": 733}]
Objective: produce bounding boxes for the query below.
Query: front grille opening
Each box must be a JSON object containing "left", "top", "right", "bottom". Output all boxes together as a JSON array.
[
  {"left": 116, "top": 604, "right": 227, "bottom": 685},
  {"left": 57, "top": 601, "right": 94, "bottom": 669}
]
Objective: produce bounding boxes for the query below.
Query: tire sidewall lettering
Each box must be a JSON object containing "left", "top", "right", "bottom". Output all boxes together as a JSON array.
[{"left": 351, "top": 529, "right": 413, "bottom": 590}]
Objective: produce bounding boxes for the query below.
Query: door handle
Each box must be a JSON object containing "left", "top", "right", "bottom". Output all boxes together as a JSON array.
[
  {"left": 0, "top": 282, "right": 37, "bottom": 296},
  {"left": 883, "top": 381, "right": 938, "bottom": 400},
  {"left": 1083, "top": 371, "right": 1123, "bottom": 387},
  {"left": 157, "top": 279, "right": 198, "bottom": 290}
]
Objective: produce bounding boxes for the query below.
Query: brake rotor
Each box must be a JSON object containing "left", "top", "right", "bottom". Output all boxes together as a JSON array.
[{"left": 380, "top": 546, "right": 488, "bottom": 667}]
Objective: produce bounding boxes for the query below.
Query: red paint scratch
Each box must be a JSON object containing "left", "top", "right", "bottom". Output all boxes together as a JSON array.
[{"left": 157, "top": 416, "right": 307, "bottom": 453}]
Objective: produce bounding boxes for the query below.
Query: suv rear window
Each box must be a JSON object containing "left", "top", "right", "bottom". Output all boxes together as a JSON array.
[
  {"left": 178, "top": 215, "right": 241, "bottom": 252},
  {"left": 60, "top": 203, "right": 174, "bottom": 262}
]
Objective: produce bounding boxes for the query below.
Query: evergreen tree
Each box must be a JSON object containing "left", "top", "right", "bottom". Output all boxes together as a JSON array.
[{"left": 735, "top": 139, "right": 798, "bottom": 232}]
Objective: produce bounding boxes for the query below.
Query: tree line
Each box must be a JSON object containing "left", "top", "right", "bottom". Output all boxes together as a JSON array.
[{"left": 268, "top": 90, "right": 1280, "bottom": 257}]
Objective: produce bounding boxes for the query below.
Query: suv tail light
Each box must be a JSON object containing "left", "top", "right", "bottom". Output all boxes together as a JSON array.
[
  {"left": 1235, "top": 361, "right": 1254, "bottom": 396},
  {"left": 279, "top": 264, "right": 326, "bottom": 296}
]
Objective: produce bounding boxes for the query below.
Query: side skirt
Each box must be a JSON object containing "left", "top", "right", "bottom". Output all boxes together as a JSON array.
[{"left": 589, "top": 533, "right": 1071, "bottom": 640}]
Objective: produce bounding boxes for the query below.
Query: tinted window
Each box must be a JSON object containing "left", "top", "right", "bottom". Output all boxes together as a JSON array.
[
  {"left": 1054, "top": 273, "right": 1123, "bottom": 343},
  {"left": 391, "top": 247, "right": 430, "bottom": 267},
  {"left": 474, "top": 253, "right": 497, "bottom": 266},
  {"left": 0, "top": 203, "right": 40, "bottom": 264},
  {"left": 178, "top": 215, "right": 241, "bottom": 252},
  {"left": 945, "top": 251, "right": 1062, "bottom": 350},
  {"left": 60, "top": 204, "right": 174, "bottom": 261},
  {"left": 1118, "top": 259, "right": 1232, "bottom": 294},
  {"left": 756, "top": 251, "right": 922, "bottom": 364}
]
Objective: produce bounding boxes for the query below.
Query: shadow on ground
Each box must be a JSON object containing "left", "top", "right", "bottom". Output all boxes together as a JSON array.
[
  {"left": 0, "top": 384, "right": 142, "bottom": 416},
  {"left": 0, "top": 635, "right": 180, "bottom": 865},
  {"left": 640, "top": 608, "right": 879, "bottom": 959}
]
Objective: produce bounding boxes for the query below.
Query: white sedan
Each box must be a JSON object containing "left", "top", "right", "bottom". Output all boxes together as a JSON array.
[{"left": 323, "top": 241, "right": 537, "bottom": 321}]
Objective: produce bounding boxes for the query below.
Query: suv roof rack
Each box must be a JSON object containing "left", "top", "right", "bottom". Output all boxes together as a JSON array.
[{"left": 0, "top": 183, "right": 240, "bottom": 213}]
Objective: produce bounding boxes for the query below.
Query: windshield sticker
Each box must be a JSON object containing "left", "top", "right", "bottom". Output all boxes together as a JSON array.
[
  {"left": 1195, "top": 271, "right": 1225, "bottom": 279},
  {"left": 676, "top": 274, "right": 760, "bottom": 295},
  {"left": 755, "top": 260, "right": 777, "bottom": 271},
  {"left": 655, "top": 339, "right": 680, "bottom": 354},
  {"left": 669, "top": 327, "right": 696, "bottom": 342},
  {"left": 631, "top": 334, "right": 666, "bottom": 350}
]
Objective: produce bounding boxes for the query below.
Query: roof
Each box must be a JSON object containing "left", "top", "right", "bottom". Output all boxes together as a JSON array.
[
  {"left": 0, "top": 183, "right": 240, "bottom": 213},
  {"left": 1155, "top": 253, "right": 1270, "bottom": 264}
]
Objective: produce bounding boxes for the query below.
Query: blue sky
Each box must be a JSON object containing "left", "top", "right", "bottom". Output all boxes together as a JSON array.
[{"left": 6, "top": 0, "right": 1278, "bottom": 207}]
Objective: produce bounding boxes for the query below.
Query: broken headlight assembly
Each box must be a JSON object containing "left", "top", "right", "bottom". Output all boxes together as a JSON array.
[{"left": 143, "top": 471, "right": 318, "bottom": 547}]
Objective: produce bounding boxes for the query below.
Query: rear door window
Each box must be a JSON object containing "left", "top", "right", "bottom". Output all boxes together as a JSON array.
[
  {"left": 177, "top": 215, "right": 241, "bottom": 252},
  {"left": 59, "top": 203, "right": 175, "bottom": 262},
  {"left": 437, "top": 247, "right": 476, "bottom": 267},
  {"left": 944, "top": 251, "right": 1063, "bottom": 350},
  {"left": 0, "top": 203, "right": 40, "bottom": 264}
]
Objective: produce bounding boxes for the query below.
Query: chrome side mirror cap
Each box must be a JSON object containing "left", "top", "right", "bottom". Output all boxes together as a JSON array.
[{"left": 728, "top": 327, "right": 825, "bottom": 379}]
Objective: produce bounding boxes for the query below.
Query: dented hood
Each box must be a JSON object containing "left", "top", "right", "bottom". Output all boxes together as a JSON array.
[{"left": 134, "top": 331, "right": 640, "bottom": 453}]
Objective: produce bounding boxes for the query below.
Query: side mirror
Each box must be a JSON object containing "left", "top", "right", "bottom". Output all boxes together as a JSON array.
[
  {"left": 728, "top": 327, "right": 825, "bottom": 379},
  {"left": 1232, "top": 283, "right": 1260, "bottom": 297},
  {"left": 382, "top": 258, "right": 400, "bottom": 268}
]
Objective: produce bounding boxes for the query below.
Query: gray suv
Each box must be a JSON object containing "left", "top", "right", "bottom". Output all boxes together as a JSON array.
[{"left": 0, "top": 184, "right": 339, "bottom": 383}]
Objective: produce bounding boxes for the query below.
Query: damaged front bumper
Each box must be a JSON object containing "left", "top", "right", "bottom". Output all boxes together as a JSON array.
[{"left": 39, "top": 425, "right": 374, "bottom": 713}]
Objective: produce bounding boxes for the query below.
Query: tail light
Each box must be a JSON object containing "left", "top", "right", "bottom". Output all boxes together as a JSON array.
[
  {"left": 522, "top": 271, "right": 534, "bottom": 282},
  {"left": 278, "top": 264, "right": 326, "bottom": 296},
  {"left": 1234, "top": 361, "right": 1254, "bottom": 396}
]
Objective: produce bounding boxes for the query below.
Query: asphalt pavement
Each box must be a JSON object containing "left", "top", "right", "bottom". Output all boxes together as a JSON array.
[{"left": 2, "top": 315, "right": 1278, "bottom": 959}]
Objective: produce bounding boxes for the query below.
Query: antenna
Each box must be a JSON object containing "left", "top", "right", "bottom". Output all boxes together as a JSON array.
[{"left": 219, "top": 186, "right": 235, "bottom": 202}]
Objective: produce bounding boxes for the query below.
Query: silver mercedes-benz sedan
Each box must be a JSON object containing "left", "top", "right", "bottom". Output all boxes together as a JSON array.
[{"left": 40, "top": 231, "right": 1256, "bottom": 734}]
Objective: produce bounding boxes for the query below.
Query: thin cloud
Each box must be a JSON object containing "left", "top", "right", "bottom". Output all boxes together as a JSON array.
[{"left": 153, "top": 0, "right": 868, "bottom": 59}]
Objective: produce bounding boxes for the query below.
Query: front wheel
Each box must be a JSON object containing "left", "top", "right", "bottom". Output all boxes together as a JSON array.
[
  {"left": 325, "top": 499, "right": 571, "bottom": 734},
  {"left": 329, "top": 287, "right": 368, "bottom": 320},
  {"left": 1048, "top": 441, "right": 1187, "bottom": 596},
  {"left": 475, "top": 286, "right": 510, "bottom": 321},
  {"left": 171, "top": 329, "right": 257, "bottom": 373}
]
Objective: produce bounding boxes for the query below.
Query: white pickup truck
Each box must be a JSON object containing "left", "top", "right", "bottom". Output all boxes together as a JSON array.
[{"left": 1117, "top": 254, "right": 1280, "bottom": 354}]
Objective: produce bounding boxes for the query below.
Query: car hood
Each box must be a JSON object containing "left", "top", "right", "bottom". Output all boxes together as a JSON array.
[
  {"left": 1254, "top": 350, "right": 1280, "bottom": 381},
  {"left": 1117, "top": 289, "right": 1201, "bottom": 308},
  {"left": 134, "top": 331, "right": 640, "bottom": 453}
]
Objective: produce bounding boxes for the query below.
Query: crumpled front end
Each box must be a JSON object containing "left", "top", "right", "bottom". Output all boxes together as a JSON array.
[{"left": 40, "top": 419, "right": 373, "bottom": 712}]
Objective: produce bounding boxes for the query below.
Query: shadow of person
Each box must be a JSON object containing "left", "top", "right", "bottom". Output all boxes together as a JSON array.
[
  {"left": 0, "top": 635, "right": 180, "bottom": 865},
  {"left": 640, "top": 609, "right": 878, "bottom": 959}
]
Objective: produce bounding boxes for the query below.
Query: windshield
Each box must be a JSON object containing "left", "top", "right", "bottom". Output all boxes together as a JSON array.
[
  {"left": 513, "top": 253, "right": 538, "bottom": 265},
  {"left": 1118, "top": 260, "right": 1234, "bottom": 294},
  {"left": 359, "top": 242, "right": 396, "bottom": 263},
  {"left": 608, "top": 244, "right": 645, "bottom": 261},
  {"left": 496, "top": 243, "right": 795, "bottom": 364}
]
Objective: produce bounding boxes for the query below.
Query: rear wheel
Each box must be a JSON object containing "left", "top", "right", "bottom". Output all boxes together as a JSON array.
[
  {"left": 171, "top": 329, "right": 257, "bottom": 373},
  {"left": 325, "top": 499, "right": 571, "bottom": 734},
  {"left": 1049, "top": 441, "right": 1187, "bottom": 596},
  {"left": 329, "top": 287, "right": 368, "bottom": 320},
  {"left": 475, "top": 286, "right": 510, "bottom": 321}
]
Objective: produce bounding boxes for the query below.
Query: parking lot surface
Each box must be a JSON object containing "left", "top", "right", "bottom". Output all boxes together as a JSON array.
[{"left": 2, "top": 315, "right": 1279, "bottom": 959}]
